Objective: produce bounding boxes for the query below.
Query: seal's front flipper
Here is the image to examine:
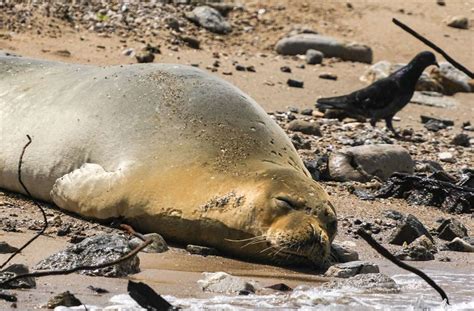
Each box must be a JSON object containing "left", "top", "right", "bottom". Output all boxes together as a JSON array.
[{"left": 50, "top": 163, "right": 129, "bottom": 219}]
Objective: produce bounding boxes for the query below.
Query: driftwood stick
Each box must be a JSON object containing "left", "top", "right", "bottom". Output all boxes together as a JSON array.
[
  {"left": 357, "top": 228, "right": 449, "bottom": 304},
  {"left": 393, "top": 18, "right": 473, "bottom": 78},
  {"left": 0, "top": 135, "right": 49, "bottom": 270},
  {"left": 0, "top": 239, "right": 152, "bottom": 287}
]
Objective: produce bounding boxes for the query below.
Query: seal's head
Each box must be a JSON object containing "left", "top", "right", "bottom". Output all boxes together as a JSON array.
[{"left": 233, "top": 167, "right": 337, "bottom": 267}]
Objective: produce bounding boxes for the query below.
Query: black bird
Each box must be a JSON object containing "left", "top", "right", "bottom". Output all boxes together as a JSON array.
[{"left": 316, "top": 51, "right": 439, "bottom": 136}]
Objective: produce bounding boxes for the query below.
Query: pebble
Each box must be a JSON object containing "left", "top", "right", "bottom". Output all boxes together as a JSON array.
[
  {"left": 135, "top": 51, "right": 154, "bottom": 63},
  {"left": 444, "top": 237, "right": 474, "bottom": 252},
  {"left": 186, "top": 245, "right": 219, "bottom": 256},
  {"left": 0, "top": 264, "right": 36, "bottom": 289},
  {"left": 331, "top": 242, "right": 359, "bottom": 263},
  {"left": 306, "top": 49, "right": 324, "bottom": 65},
  {"left": 129, "top": 233, "right": 168, "bottom": 253},
  {"left": 319, "top": 73, "right": 338, "bottom": 80},
  {"left": 287, "top": 79, "right": 304, "bottom": 88},
  {"left": 324, "top": 261, "right": 379, "bottom": 278},
  {"left": 438, "top": 152, "right": 455, "bottom": 163},
  {"left": 185, "top": 6, "right": 232, "bottom": 34},
  {"left": 322, "top": 273, "right": 400, "bottom": 293},
  {"left": 300, "top": 108, "right": 313, "bottom": 115},
  {"left": 46, "top": 291, "right": 82, "bottom": 309},
  {"left": 287, "top": 120, "right": 322, "bottom": 136},
  {"left": 197, "top": 272, "right": 259, "bottom": 294},
  {"left": 451, "top": 133, "right": 470, "bottom": 147},
  {"left": 280, "top": 66, "right": 292, "bottom": 73},
  {"left": 436, "top": 218, "right": 468, "bottom": 241},
  {"left": 446, "top": 16, "right": 469, "bottom": 29}
]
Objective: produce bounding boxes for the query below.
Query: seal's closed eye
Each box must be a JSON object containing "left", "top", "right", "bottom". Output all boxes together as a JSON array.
[{"left": 274, "top": 197, "right": 299, "bottom": 210}]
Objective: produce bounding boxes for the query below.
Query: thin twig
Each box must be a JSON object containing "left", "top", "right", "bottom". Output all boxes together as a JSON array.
[
  {"left": 0, "top": 135, "right": 48, "bottom": 270},
  {"left": 356, "top": 228, "right": 449, "bottom": 304},
  {"left": 0, "top": 239, "right": 152, "bottom": 287},
  {"left": 393, "top": 18, "right": 473, "bottom": 78}
]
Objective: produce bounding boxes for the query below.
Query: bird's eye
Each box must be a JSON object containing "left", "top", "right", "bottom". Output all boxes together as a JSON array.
[{"left": 275, "top": 197, "right": 296, "bottom": 210}]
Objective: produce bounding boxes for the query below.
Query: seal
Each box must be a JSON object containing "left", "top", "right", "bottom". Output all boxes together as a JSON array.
[{"left": 0, "top": 54, "right": 337, "bottom": 267}]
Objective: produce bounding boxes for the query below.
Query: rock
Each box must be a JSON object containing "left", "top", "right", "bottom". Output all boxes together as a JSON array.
[
  {"left": 0, "top": 242, "right": 18, "bottom": 254},
  {"left": 420, "top": 115, "right": 454, "bottom": 126},
  {"left": 135, "top": 50, "right": 154, "bottom": 63},
  {"left": 424, "top": 119, "right": 447, "bottom": 132},
  {"left": 324, "top": 261, "right": 379, "bottom": 278},
  {"left": 0, "top": 264, "right": 36, "bottom": 289},
  {"left": 410, "top": 91, "right": 458, "bottom": 108},
  {"left": 180, "top": 36, "right": 200, "bottom": 49},
  {"left": 328, "top": 144, "right": 414, "bottom": 182},
  {"left": 235, "top": 64, "right": 246, "bottom": 71},
  {"left": 185, "top": 6, "right": 231, "bottom": 34},
  {"left": 437, "top": 219, "right": 468, "bottom": 241},
  {"left": 331, "top": 242, "right": 359, "bottom": 263},
  {"left": 291, "top": 133, "right": 311, "bottom": 150},
  {"left": 246, "top": 65, "right": 256, "bottom": 72},
  {"left": 35, "top": 234, "right": 140, "bottom": 277},
  {"left": 87, "top": 285, "right": 109, "bottom": 294},
  {"left": 129, "top": 233, "right": 168, "bottom": 253},
  {"left": 275, "top": 34, "right": 372, "bottom": 63},
  {"left": 395, "top": 236, "right": 435, "bottom": 261},
  {"left": 198, "top": 272, "right": 259, "bottom": 294},
  {"left": 266, "top": 283, "right": 292, "bottom": 291},
  {"left": 186, "top": 245, "right": 219, "bottom": 256},
  {"left": 322, "top": 273, "right": 400, "bottom": 294},
  {"left": 451, "top": 133, "right": 471, "bottom": 147},
  {"left": 306, "top": 49, "right": 323, "bottom": 65},
  {"left": 438, "top": 152, "right": 455, "bottom": 163},
  {"left": 444, "top": 237, "right": 474, "bottom": 252},
  {"left": 280, "top": 66, "right": 292, "bottom": 73},
  {"left": 388, "top": 214, "right": 433, "bottom": 245},
  {"left": 300, "top": 108, "right": 313, "bottom": 115},
  {"left": 319, "top": 73, "right": 337, "bottom": 80},
  {"left": 53, "top": 50, "right": 71, "bottom": 57},
  {"left": 287, "top": 79, "right": 304, "bottom": 88},
  {"left": 437, "top": 0, "right": 446, "bottom": 6},
  {"left": 446, "top": 16, "right": 469, "bottom": 29},
  {"left": 287, "top": 120, "right": 322, "bottom": 136},
  {"left": 46, "top": 291, "right": 82, "bottom": 309},
  {"left": 431, "top": 62, "right": 473, "bottom": 94},
  {"left": 383, "top": 210, "right": 405, "bottom": 221},
  {"left": 0, "top": 290, "right": 16, "bottom": 302}
]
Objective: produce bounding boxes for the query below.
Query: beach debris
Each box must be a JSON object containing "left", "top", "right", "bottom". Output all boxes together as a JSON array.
[
  {"left": 322, "top": 273, "right": 400, "bottom": 293},
  {"left": 443, "top": 237, "right": 474, "bottom": 252},
  {"left": 0, "top": 264, "right": 36, "bottom": 289},
  {"left": 328, "top": 144, "right": 414, "bottom": 182},
  {"left": 287, "top": 120, "right": 322, "bottom": 136},
  {"left": 35, "top": 234, "right": 140, "bottom": 277},
  {"left": 0, "top": 242, "right": 18, "bottom": 254},
  {"left": 275, "top": 34, "right": 372, "bottom": 63},
  {"left": 324, "top": 261, "right": 379, "bottom": 278},
  {"left": 129, "top": 233, "right": 168, "bottom": 253},
  {"left": 436, "top": 218, "right": 468, "bottom": 241},
  {"left": 198, "top": 272, "right": 259, "bottom": 294},
  {"left": 186, "top": 245, "right": 219, "bottom": 256},
  {"left": 306, "top": 49, "right": 323, "bottom": 65},
  {"left": 128, "top": 280, "right": 176, "bottom": 311},
  {"left": 388, "top": 214, "right": 433, "bottom": 245},
  {"left": 46, "top": 291, "right": 82, "bottom": 309},
  {"left": 185, "top": 6, "right": 232, "bottom": 34},
  {"left": 356, "top": 172, "right": 474, "bottom": 214}
]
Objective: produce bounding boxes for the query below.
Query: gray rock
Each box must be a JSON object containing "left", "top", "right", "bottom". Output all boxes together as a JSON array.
[
  {"left": 275, "top": 34, "right": 372, "bottom": 63},
  {"left": 383, "top": 210, "right": 405, "bottom": 221},
  {"left": 306, "top": 49, "right": 323, "bottom": 65},
  {"left": 287, "top": 120, "right": 322, "bottom": 136},
  {"left": 46, "top": 291, "right": 82, "bottom": 309},
  {"left": 135, "top": 51, "right": 154, "bottom": 63},
  {"left": 322, "top": 273, "right": 400, "bottom": 294},
  {"left": 319, "top": 73, "right": 338, "bottom": 80},
  {"left": 395, "top": 243, "right": 434, "bottom": 261},
  {"left": 328, "top": 144, "right": 414, "bottom": 182},
  {"left": 198, "top": 272, "right": 259, "bottom": 294},
  {"left": 431, "top": 62, "right": 473, "bottom": 94},
  {"left": 444, "top": 237, "right": 474, "bottom": 252},
  {"left": 410, "top": 91, "right": 458, "bottom": 108},
  {"left": 35, "top": 234, "right": 140, "bottom": 277},
  {"left": 447, "top": 16, "right": 469, "bottom": 29},
  {"left": 185, "top": 6, "right": 232, "bottom": 34},
  {"left": 438, "top": 152, "right": 455, "bottom": 163},
  {"left": 0, "top": 264, "right": 36, "bottom": 289},
  {"left": 388, "top": 214, "right": 433, "bottom": 245},
  {"left": 186, "top": 244, "right": 219, "bottom": 256},
  {"left": 287, "top": 79, "right": 304, "bottom": 88},
  {"left": 451, "top": 133, "right": 471, "bottom": 147},
  {"left": 324, "top": 261, "right": 379, "bottom": 278},
  {"left": 331, "top": 242, "right": 359, "bottom": 263},
  {"left": 437, "top": 219, "right": 468, "bottom": 241},
  {"left": 0, "top": 242, "right": 18, "bottom": 254},
  {"left": 129, "top": 233, "right": 168, "bottom": 253}
]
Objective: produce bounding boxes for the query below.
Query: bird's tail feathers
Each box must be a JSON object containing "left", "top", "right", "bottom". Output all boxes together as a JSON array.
[{"left": 316, "top": 96, "right": 349, "bottom": 110}]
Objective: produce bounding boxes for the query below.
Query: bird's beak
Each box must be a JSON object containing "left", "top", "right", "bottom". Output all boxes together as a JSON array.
[{"left": 434, "top": 62, "right": 440, "bottom": 68}]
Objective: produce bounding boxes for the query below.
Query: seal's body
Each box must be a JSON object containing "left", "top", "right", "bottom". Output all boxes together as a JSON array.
[{"left": 0, "top": 54, "right": 336, "bottom": 266}]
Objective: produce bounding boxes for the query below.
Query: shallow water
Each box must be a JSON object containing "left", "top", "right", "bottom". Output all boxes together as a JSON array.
[{"left": 56, "top": 271, "right": 474, "bottom": 311}]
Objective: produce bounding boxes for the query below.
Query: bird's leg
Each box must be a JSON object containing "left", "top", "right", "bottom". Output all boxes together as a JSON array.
[{"left": 385, "top": 116, "right": 400, "bottom": 138}]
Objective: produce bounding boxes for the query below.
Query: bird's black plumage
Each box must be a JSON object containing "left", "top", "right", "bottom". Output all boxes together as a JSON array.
[{"left": 316, "top": 51, "right": 439, "bottom": 136}]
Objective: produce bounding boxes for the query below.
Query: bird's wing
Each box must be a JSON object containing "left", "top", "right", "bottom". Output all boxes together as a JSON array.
[{"left": 350, "top": 77, "right": 401, "bottom": 111}]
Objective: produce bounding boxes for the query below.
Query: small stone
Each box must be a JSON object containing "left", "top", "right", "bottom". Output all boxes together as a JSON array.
[
  {"left": 287, "top": 120, "right": 322, "bottom": 136},
  {"left": 436, "top": 0, "right": 446, "bottom": 6},
  {"left": 438, "top": 256, "right": 451, "bottom": 262},
  {"left": 437, "top": 219, "right": 468, "bottom": 241},
  {"left": 280, "top": 66, "right": 292, "bottom": 73},
  {"left": 444, "top": 237, "right": 474, "bottom": 252},
  {"left": 266, "top": 283, "right": 292, "bottom": 291},
  {"left": 186, "top": 245, "right": 219, "bottom": 256},
  {"left": 324, "top": 261, "right": 379, "bottom": 278},
  {"left": 87, "top": 285, "right": 109, "bottom": 294},
  {"left": 300, "top": 108, "right": 313, "bottom": 115},
  {"left": 331, "top": 242, "right": 359, "bottom": 263},
  {"left": 451, "top": 133, "right": 470, "bottom": 147},
  {"left": 246, "top": 65, "right": 256, "bottom": 72},
  {"left": 197, "top": 272, "right": 259, "bottom": 294},
  {"left": 319, "top": 73, "right": 338, "bottom": 80},
  {"left": 135, "top": 51, "right": 154, "bottom": 63},
  {"left": 186, "top": 6, "right": 232, "bottom": 34},
  {"left": 438, "top": 152, "right": 455, "bottom": 163},
  {"left": 0, "top": 242, "right": 18, "bottom": 254},
  {"left": 424, "top": 119, "right": 447, "bottom": 132},
  {"left": 395, "top": 235, "right": 435, "bottom": 261},
  {"left": 287, "top": 79, "right": 304, "bottom": 88},
  {"left": 388, "top": 214, "right": 433, "bottom": 245},
  {"left": 0, "top": 264, "right": 36, "bottom": 289},
  {"left": 384, "top": 210, "right": 404, "bottom": 221},
  {"left": 181, "top": 36, "right": 200, "bottom": 49},
  {"left": 235, "top": 64, "right": 246, "bottom": 71},
  {"left": 46, "top": 291, "right": 82, "bottom": 309},
  {"left": 322, "top": 273, "right": 400, "bottom": 293},
  {"left": 129, "top": 233, "right": 168, "bottom": 253},
  {"left": 53, "top": 50, "right": 71, "bottom": 57},
  {"left": 57, "top": 225, "right": 71, "bottom": 237},
  {"left": 306, "top": 49, "right": 324, "bottom": 65},
  {"left": 447, "top": 16, "right": 469, "bottom": 29}
]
